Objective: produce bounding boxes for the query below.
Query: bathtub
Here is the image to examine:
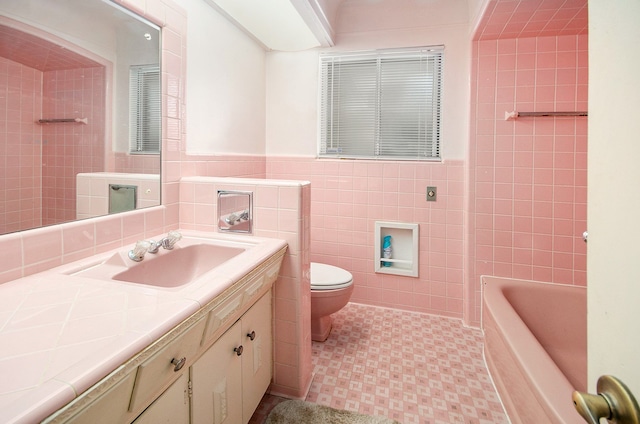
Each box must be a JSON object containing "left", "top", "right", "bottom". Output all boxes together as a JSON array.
[{"left": 482, "top": 276, "right": 586, "bottom": 423}]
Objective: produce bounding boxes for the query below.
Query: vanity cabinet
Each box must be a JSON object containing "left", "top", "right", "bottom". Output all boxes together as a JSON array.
[
  {"left": 240, "top": 291, "right": 273, "bottom": 421},
  {"left": 64, "top": 371, "right": 137, "bottom": 424},
  {"left": 43, "top": 247, "right": 285, "bottom": 424},
  {"left": 129, "top": 318, "right": 207, "bottom": 414},
  {"left": 132, "top": 373, "right": 190, "bottom": 424},
  {"left": 191, "top": 291, "right": 272, "bottom": 424}
]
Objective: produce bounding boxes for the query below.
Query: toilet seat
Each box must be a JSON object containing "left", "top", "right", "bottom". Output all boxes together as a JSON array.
[{"left": 310, "top": 262, "right": 353, "bottom": 290}]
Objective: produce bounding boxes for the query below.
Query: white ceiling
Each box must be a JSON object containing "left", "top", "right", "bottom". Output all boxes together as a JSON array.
[
  {"left": 205, "top": 0, "right": 338, "bottom": 51},
  {"left": 206, "top": 0, "right": 477, "bottom": 51}
]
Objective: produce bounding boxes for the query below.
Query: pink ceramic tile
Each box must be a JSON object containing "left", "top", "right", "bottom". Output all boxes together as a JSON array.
[
  {"left": 0, "top": 233, "right": 23, "bottom": 274},
  {"left": 475, "top": 1, "right": 587, "bottom": 41},
  {"left": 256, "top": 185, "right": 279, "bottom": 208},
  {"left": 22, "top": 227, "right": 63, "bottom": 266},
  {"left": 0, "top": 351, "right": 60, "bottom": 398},
  {"left": 91, "top": 216, "right": 122, "bottom": 246},
  {"left": 62, "top": 222, "right": 95, "bottom": 255},
  {"left": 469, "top": 27, "right": 588, "bottom": 326}
]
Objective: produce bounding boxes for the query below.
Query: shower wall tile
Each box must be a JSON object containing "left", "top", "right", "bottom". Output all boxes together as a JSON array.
[
  {"left": 41, "top": 67, "right": 106, "bottom": 226},
  {"left": 0, "top": 57, "right": 42, "bottom": 234},
  {"left": 468, "top": 33, "right": 588, "bottom": 325}
]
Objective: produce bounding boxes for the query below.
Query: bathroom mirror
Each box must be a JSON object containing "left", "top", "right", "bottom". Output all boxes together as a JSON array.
[{"left": 0, "top": 0, "right": 161, "bottom": 235}]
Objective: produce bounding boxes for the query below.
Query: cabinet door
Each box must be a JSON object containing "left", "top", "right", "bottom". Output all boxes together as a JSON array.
[
  {"left": 241, "top": 292, "right": 272, "bottom": 422},
  {"left": 132, "top": 373, "right": 189, "bottom": 424},
  {"left": 191, "top": 321, "right": 243, "bottom": 424}
]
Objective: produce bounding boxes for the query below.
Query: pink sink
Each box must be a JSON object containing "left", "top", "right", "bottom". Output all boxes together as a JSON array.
[
  {"left": 71, "top": 243, "right": 245, "bottom": 288},
  {"left": 113, "top": 244, "right": 244, "bottom": 287}
]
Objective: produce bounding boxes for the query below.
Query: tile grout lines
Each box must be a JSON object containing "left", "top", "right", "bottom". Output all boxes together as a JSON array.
[
  {"left": 250, "top": 302, "right": 509, "bottom": 424},
  {"left": 305, "top": 303, "right": 508, "bottom": 424}
]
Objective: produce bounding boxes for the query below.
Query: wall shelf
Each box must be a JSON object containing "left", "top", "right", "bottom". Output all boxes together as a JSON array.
[{"left": 374, "top": 221, "right": 419, "bottom": 277}]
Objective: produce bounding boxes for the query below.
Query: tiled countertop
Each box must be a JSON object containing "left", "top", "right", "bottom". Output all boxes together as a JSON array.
[{"left": 0, "top": 230, "right": 287, "bottom": 424}]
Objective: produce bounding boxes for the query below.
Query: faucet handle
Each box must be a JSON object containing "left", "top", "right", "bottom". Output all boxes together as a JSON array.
[
  {"left": 162, "top": 231, "right": 182, "bottom": 250},
  {"left": 167, "top": 230, "right": 182, "bottom": 242},
  {"left": 128, "top": 240, "right": 151, "bottom": 262}
]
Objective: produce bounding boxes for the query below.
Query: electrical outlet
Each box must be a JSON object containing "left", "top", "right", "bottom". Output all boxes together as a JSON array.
[{"left": 426, "top": 186, "right": 437, "bottom": 201}]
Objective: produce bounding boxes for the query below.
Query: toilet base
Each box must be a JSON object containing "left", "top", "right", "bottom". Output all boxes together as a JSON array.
[{"left": 311, "top": 315, "right": 333, "bottom": 342}]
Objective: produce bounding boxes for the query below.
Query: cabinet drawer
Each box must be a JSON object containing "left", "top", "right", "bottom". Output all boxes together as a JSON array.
[
  {"left": 66, "top": 371, "right": 136, "bottom": 424},
  {"left": 129, "top": 318, "right": 206, "bottom": 413},
  {"left": 242, "top": 271, "right": 266, "bottom": 304},
  {"left": 242, "top": 261, "right": 279, "bottom": 304},
  {"left": 264, "top": 260, "right": 281, "bottom": 286},
  {"left": 202, "top": 291, "right": 244, "bottom": 345}
]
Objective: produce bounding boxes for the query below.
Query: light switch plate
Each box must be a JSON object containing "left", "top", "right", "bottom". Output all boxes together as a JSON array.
[{"left": 426, "top": 186, "right": 437, "bottom": 201}]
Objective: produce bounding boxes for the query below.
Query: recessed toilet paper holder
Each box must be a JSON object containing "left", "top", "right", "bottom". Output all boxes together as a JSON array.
[{"left": 217, "top": 190, "right": 253, "bottom": 234}]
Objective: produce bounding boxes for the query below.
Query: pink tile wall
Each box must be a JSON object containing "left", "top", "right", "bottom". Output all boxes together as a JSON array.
[
  {"left": 0, "top": 57, "right": 43, "bottom": 234},
  {"left": 113, "top": 152, "right": 160, "bottom": 174},
  {"left": 179, "top": 153, "right": 266, "bottom": 179},
  {"left": 41, "top": 66, "right": 106, "bottom": 226},
  {"left": 179, "top": 177, "right": 313, "bottom": 399},
  {"left": 267, "top": 158, "right": 466, "bottom": 320},
  {"left": 467, "top": 34, "right": 588, "bottom": 325}
]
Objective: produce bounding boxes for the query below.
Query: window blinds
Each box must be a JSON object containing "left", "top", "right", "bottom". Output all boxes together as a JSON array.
[
  {"left": 319, "top": 48, "right": 443, "bottom": 160},
  {"left": 129, "top": 65, "right": 160, "bottom": 154}
]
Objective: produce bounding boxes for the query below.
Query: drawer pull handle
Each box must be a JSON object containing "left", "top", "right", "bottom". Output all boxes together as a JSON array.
[
  {"left": 234, "top": 345, "right": 244, "bottom": 356},
  {"left": 171, "top": 357, "right": 186, "bottom": 372},
  {"left": 247, "top": 331, "right": 256, "bottom": 341}
]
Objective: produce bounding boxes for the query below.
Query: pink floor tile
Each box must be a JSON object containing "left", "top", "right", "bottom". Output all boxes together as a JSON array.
[{"left": 251, "top": 303, "right": 507, "bottom": 423}]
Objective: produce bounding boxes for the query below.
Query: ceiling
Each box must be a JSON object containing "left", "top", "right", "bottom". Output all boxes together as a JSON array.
[
  {"left": 0, "top": 0, "right": 158, "bottom": 71},
  {"left": 205, "top": 0, "right": 336, "bottom": 51},
  {"left": 206, "top": 0, "right": 588, "bottom": 51},
  {"left": 473, "top": 0, "right": 588, "bottom": 40},
  {"left": 0, "top": 24, "right": 100, "bottom": 71}
]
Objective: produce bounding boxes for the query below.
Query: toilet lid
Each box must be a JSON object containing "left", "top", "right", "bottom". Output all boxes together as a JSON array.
[{"left": 310, "top": 262, "right": 353, "bottom": 290}]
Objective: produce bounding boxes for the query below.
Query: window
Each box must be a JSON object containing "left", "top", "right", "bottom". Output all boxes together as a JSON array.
[
  {"left": 319, "top": 47, "right": 443, "bottom": 160},
  {"left": 129, "top": 64, "right": 160, "bottom": 154}
]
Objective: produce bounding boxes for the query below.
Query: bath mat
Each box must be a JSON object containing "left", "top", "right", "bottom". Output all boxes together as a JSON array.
[{"left": 264, "top": 399, "right": 401, "bottom": 424}]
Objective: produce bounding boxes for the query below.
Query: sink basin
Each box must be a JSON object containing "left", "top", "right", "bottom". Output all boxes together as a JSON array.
[
  {"left": 70, "top": 242, "right": 246, "bottom": 288},
  {"left": 113, "top": 244, "right": 244, "bottom": 287}
]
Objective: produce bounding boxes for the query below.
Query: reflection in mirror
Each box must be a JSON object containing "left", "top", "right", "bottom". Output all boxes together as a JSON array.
[{"left": 0, "top": 0, "right": 161, "bottom": 235}]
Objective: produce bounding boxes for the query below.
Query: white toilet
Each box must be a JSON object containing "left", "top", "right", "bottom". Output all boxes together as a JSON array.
[{"left": 310, "top": 262, "right": 354, "bottom": 342}]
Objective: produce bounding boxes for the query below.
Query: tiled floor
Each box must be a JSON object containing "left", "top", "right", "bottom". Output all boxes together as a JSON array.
[{"left": 250, "top": 303, "right": 509, "bottom": 424}]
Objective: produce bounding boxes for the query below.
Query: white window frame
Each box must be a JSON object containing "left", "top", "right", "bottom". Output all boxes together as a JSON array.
[
  {"left": 129, "top": 64, "right": 160, "bottom": 154},
  {"left": 318, "top": 47, "right": 443, "bottom": 161}
]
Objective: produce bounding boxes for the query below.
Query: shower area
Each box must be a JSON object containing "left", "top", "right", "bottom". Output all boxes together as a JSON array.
[
  {"left": 0, "top": 22, "right": 106, "bottom": 233},
  {"left": 467, "top": 0, "right": 588, "bottom": 325},
  {"left": 468, "top": 1, "right": 588, "bottom": 420}
]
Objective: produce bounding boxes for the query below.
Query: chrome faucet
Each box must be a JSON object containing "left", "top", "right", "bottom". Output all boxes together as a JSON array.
[{"left": 147, "top": 231, "right": 183, "bottom": 254}]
